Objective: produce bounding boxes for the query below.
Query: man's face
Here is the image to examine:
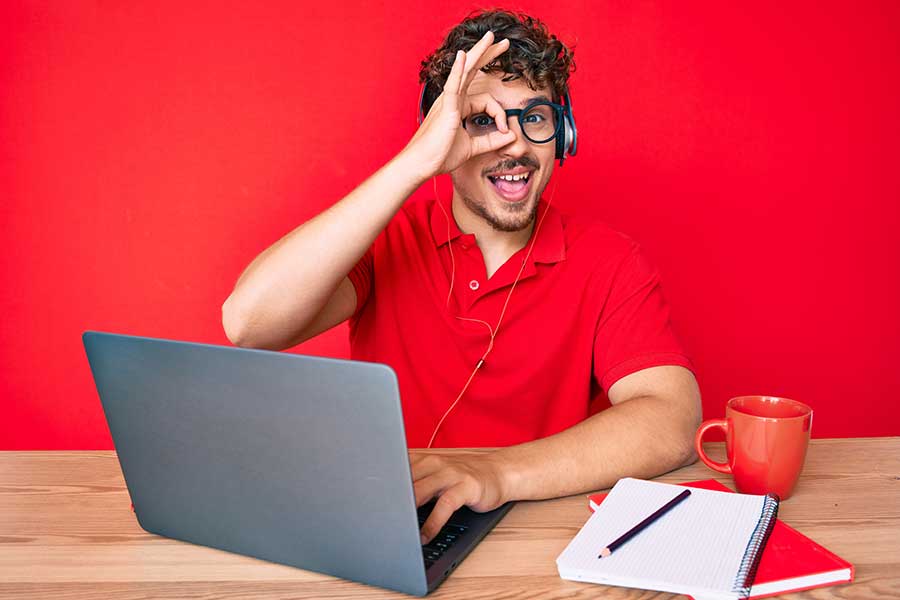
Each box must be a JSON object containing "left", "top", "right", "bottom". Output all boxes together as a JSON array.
[{"left": 450, "top": 71, "right": 558, "bottom": 233}]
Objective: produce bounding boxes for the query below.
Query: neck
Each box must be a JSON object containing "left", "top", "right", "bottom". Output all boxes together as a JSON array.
[
  {"left": 449, "top": 193, "right": 539, "bottom": 280},
  {"left": 449, "top": 194, "right": 536, "bottom": 256}
]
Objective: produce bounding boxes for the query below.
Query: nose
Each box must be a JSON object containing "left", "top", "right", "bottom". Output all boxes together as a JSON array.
[{"left": 498, "top": 117, "right": 532, "bottom": 158}]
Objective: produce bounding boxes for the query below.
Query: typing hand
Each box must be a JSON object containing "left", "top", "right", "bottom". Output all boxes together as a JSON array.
[{"left": 409, "top": 450, "right": 509, "bottom": 544}]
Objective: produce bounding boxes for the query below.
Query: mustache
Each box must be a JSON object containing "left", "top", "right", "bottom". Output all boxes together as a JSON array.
[{"left": 483, "top": 157, "right": 539, "bottom": 176}]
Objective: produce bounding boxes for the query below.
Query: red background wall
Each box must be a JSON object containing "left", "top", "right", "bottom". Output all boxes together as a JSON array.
[{"left": 3, "top": 2, "right": 899, "bottom": 449}]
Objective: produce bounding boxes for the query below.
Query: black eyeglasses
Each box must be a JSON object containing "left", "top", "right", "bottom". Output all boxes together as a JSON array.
[{"left": 462, "top": 99, "right": 566, "bottom": 145}]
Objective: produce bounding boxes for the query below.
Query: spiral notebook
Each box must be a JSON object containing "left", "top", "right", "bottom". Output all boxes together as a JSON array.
[
  {"left": 557, "top": 478, "right": 779, "bottom": 600},
  {"left": 588, "top": 479, "right": 855, "bottom": 598}
]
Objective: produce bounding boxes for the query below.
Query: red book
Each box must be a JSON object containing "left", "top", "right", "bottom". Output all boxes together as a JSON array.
[{"left": 588, "top": 479, "right": 854, "bottom": 598}]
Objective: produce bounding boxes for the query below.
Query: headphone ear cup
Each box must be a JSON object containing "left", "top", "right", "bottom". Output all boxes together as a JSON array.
[
  {"left": 566, "top": 112, "right": 578, "bottom": 158},
  {"left": 556, "top": 93, "right": 578, "bottom": 166},
  {"left": 555, "top": 112, "right": 574, "bottom": 165},
  {"left": 554, "top": 118, "right": 569, "bottom": 166},
  {"left": 565, "top": 98, "right": 578, "bottom": 158}
]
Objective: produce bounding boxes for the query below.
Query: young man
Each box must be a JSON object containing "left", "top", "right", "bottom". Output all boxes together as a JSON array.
[{"left": 222, "top": 10, "right": 701, "bottom": 544}]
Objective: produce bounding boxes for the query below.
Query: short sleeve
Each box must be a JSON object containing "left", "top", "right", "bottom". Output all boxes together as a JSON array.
[
  {"left": 593, "top": 244, "right": 695, "bottom": 393},
  {"left": 346, "top": 245, "right": 374, "bottom": 319}
]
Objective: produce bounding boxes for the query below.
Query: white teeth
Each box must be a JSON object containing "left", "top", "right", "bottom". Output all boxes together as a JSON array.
[{"left": 495, "top": 173, "right": 529, "bottom": 182}]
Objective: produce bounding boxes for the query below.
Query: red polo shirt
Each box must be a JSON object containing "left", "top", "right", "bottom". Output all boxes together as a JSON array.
[{"left": 347, "top": 194, "right": 694, "bottom": 448}]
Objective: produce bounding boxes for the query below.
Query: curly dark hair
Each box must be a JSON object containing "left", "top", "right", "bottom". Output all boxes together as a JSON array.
[{"left": 418, "top": 8, "right": 576, "bottom": 118}]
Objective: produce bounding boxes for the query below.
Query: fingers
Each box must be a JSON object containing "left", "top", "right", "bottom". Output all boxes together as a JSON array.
[
  {"left": 440, "top": 50, "right": 466, "bottom": 114},
  {"left": 432, "top": 32, "right": 509, "bottom": 131},
  {"left": 466, "top": 93, "right": 511, "bottom": 133},
  {"left": 443, "top": 50, "right": 465, "bottom": 95},
  {"left": 420, "top": 488, "right": 466, "bottom": 545},
  {"left": 442, "top": 31, "right": 507, "bottom": 102},
  {"left": 413, "top": 472, "right": 448, "bottom": 508},
  {"left": 462, "top": 37, "right": 510, "bottom": 92},
  {"left": 459, "top": 31, "right": 497, "bottom": 90},
  {"left": 470, "top": 128, "right": 517, "bottom": 157},
  {"left": 410, "top": 454, "right": 444, "bottom": 482}
]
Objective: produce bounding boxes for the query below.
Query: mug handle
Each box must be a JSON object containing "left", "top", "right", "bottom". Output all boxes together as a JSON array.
[{"left": 694, "top": 419, "right": 732, "bottom": 474}]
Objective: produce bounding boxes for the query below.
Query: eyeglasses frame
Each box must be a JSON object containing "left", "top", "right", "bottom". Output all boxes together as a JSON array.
[{"left": 462, "top": 99, "right": 567, "bottom": 145}]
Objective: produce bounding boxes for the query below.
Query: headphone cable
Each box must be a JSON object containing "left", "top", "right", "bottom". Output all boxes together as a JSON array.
[{"left": 427, "top": 174, "right": 559, "bottom": 448}]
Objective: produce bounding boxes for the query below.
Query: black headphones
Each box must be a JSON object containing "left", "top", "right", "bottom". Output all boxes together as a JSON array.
[{"left": 417, "top": 82, "right": 579, "bottom": 166}]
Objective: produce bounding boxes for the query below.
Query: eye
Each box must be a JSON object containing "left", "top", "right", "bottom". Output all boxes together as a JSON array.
[
  {"left": 470, "top": 114, "right": 495, "bottom": 128},
  {"left": 523, "top": 113, "right": 546, "bottom": 124}
]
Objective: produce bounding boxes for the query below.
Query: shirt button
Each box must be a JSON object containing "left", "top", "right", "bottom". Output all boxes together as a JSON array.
[{"left": 469, "top": 280, "right": 480, "bottom": 291}]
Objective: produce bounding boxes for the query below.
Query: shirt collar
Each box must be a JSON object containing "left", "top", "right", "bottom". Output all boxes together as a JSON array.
[
  {"left": 429, "top": 195, "right": 566, "bottom": 265},
  {"left": 430, "top": 193, "right": 466, "bottom": 247}
]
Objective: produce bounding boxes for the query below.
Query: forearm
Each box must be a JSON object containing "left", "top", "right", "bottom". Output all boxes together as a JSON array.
[
  {"left": 494, "top": 394, "right": 700, "bottom": 502},
  {"left": 222, "top": 150, "right": 425, "bottom": 348}
]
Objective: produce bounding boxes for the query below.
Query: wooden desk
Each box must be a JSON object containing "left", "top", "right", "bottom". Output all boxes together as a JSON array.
[{"left": 1, "top": 438, "right": 897, "bottom": 599}]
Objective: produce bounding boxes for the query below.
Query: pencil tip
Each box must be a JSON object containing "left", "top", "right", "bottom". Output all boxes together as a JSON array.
[{"left": 599, "top": 548, "right": 611, "bottom": 558}]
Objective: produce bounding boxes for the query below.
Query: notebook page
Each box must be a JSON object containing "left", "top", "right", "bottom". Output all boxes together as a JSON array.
[{"left": 557, "top": 478, "right": 769, "bottom": 598}]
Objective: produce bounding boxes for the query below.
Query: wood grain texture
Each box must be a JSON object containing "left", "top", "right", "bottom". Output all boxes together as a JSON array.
[{"left": 1, "top": 439, "right": 897, "bottom": 599}]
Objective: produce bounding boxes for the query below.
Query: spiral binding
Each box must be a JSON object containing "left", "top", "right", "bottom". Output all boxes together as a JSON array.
[{"left": 732, "top": 493, "right": 780, "bottom": 598}]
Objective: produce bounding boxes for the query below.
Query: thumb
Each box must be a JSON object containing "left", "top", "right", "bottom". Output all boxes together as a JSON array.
[{"left": 470, "top": 129, "right": 517, "bottom": 157}]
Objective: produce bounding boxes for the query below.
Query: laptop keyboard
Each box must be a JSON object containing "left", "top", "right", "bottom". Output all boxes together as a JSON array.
[{"left": 417, "top": 502, "right": 469, "bottom": 570}]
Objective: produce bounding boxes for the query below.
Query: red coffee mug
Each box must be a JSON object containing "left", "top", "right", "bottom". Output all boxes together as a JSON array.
[{"left": 694, "top": 395, "right": 812, "bottom": 499}]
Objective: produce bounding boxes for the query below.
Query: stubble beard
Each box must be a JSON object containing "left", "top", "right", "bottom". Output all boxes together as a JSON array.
[{"left": 452, "top": 174, "right": 545, "bottom": 233}]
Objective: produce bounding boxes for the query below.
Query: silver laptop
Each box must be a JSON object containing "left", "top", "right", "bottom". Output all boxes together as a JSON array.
[{"left": 82, "top": 331, "right": 513, "bottom": 596}]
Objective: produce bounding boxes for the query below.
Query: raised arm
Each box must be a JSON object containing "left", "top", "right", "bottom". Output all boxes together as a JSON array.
[{"left": 222, "top": 31, "right": 516, "bottom": 350}]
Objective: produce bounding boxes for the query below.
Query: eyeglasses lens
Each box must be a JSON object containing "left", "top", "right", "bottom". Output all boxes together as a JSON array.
[{"left": 465, "top": 103, "right": 559, "bottom": 144}]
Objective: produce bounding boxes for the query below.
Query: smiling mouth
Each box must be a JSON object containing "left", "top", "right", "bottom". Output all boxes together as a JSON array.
[{"left": 486, "top": 172, "right": 533, "bottom": 203}]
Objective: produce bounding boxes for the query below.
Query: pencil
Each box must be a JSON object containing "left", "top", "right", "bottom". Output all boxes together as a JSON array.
[{"left": 598, "top": 488, "right": 692, "bottom": 558}]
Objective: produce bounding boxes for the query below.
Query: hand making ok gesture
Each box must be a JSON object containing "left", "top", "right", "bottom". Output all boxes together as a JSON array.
[{"left": 403, "top": 31, "right": 517, "bottom": 179}]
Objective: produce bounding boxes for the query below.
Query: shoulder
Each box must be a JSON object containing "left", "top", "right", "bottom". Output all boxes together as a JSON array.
[
  {"left": 559, "top": 210, "right": 643, "bottom": 268},
  {"left": 367, "top": 195, "right": 440, "bottom": 263},
  {"left": 398, "top": 194, "right": 435, "bottom": 226},
  {"left": 369, "top": 195, "right": 434, "bottom": 244},
  {"left": 554, "top": 210, "right": 665, "bottom": 308},
  {"left": 374, "top": 194, "right": 435, "bottom": 241}
]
